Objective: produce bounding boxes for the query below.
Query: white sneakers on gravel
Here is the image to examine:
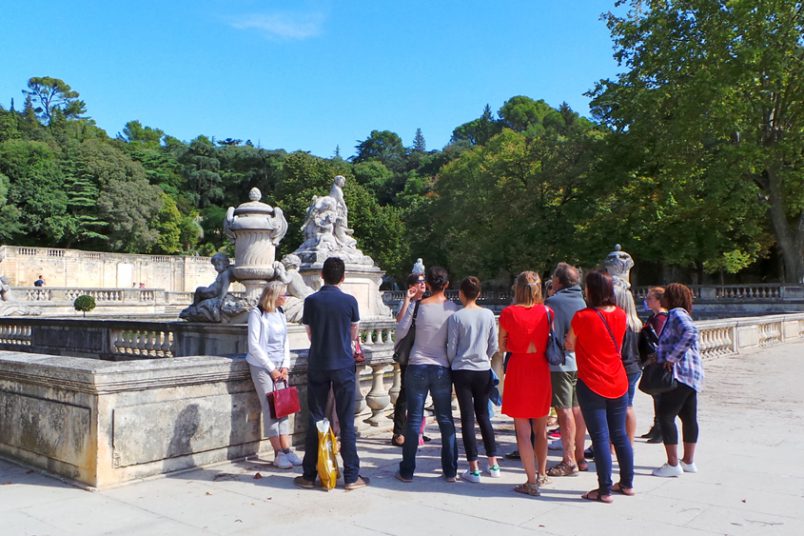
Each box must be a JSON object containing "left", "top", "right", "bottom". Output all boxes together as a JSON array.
[{"left": 652, "top": 462, "right": 683, "bottom": 477}]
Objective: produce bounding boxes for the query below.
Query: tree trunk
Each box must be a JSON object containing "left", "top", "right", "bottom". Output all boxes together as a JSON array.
[{"left": 765, "top": 169, "right": 804, "bottom": 283}]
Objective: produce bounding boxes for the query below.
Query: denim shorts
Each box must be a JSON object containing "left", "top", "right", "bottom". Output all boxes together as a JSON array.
[{"left": 626, "top": 372, "right": 641, "bottom": 407}]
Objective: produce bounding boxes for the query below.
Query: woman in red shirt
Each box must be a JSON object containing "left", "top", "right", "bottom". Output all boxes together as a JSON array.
[
  {"left": 565, "top": 270, "right": 634, "bottom": 503},
  {"left": 500, "top": 271, "right": 552, "bottom": 496}
]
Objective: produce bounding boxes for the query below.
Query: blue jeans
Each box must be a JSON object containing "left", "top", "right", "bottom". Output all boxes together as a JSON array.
[
  {"left": 576, "top": 379, "right": 633, "bottom": 495},
  {"left": 626, "top": 372, "right": 641, "bottom": 407},
  {"left": 302, "top": 366, "right": 360, "bottom": 484},
  {"left": 399, "top": 364, "right": 458, "bottom": 479}
]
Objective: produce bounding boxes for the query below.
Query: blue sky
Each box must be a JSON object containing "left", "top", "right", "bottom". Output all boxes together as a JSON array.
[{"left": 1, "top": 1, "right": 621, "bottom": 158}]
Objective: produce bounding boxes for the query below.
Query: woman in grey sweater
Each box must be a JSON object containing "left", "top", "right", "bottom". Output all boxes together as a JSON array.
[
  {"left": 446, "top": 276, "right": 500, "bottom": 483},
  {"left": 396, "top": 266, "right": 459, "bottom": 482}
]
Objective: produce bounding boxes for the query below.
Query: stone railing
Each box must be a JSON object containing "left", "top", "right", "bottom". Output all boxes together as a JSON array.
[
  {"left": 633, "top": 283, "right": 803, "bottom": 301},
  {"left": 11, "top": 287, "right": 164, "bottom": 303},
  {"left": 695, "top": 313, "right": 804, "bottom": 359}
]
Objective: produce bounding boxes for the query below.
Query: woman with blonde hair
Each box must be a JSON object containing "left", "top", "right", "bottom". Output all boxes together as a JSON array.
[
  {"left": 247, "top": 280, "right": 302, "bottom": 469},
  {"left": 499, "top": 271, "right": 553, "bottom": 496},
  {"left": 614, "top": 286, "right": 643, "bottom": 444}
]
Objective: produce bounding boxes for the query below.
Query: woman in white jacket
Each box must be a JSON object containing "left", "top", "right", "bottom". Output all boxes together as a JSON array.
[{"left": 247, "top": 280, "right": 302, "bottom": 469}]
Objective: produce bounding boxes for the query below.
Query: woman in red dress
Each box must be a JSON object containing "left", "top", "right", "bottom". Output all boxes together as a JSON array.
[{"left": 500, "top": 271, "right": 553, "bottom": 496}]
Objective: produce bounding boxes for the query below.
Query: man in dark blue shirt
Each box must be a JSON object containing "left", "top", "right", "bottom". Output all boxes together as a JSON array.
[{"left": 296, "top": 257, "right": 369, "bottom": 490}]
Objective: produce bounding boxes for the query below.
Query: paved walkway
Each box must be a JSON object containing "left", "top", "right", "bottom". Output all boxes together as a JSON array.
[{"left": 2, "top": 342, "right": 803, "bottom": 535}]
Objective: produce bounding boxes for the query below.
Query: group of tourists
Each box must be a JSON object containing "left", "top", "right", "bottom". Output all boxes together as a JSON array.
[{"left": 246, "top": 256, "right": 704, "bottom": 502}]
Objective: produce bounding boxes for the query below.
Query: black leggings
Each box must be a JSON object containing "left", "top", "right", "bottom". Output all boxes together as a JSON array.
[
  {"left": 657, "top": 382, "right": 699, "bottom": 445},
  {"left": 452, "top": 369, "right": 497, "bottom": 461},
  {"left": 392, "top": 364, "right": 407, "bottom": 436}
]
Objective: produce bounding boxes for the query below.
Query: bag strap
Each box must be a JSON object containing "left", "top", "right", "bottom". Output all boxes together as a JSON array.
[
  {"left": 410, "top": 300, "right": 421, "bottom": 329},
  {"left": 593, "top": 308, "right": 621, "bottom": 356},
  {"left": 273, "top": 379, "right": 287, "bottom": 391}
]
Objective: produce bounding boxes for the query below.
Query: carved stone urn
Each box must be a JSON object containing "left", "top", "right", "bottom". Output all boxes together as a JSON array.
[
  {"left": 224, "top": 188, "right": 288, "bottom": 301},
  {"left": 603, "top": 244, "right": 634, "bottom": 290}
]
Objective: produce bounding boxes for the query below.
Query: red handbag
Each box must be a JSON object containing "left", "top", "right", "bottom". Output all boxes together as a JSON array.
[
  {"left": 353, "top": 339, "right": 366, "bottom": 364},
  {"left": 267, "top": 380, "right": 301, "bottom": 419}
]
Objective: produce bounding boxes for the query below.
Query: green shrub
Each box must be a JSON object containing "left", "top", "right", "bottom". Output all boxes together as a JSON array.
[{"left": 73, "top": 295, "right": 96, "bottom": 317}]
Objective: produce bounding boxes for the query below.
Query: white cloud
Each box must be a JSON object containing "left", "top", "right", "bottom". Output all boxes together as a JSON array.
[{"left": 229, "top": 11, "right": 325, "bottom": 40}]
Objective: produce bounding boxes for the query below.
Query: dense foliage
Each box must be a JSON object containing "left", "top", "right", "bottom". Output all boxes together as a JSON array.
[{"left": 1, "top": 1, "right": 801, "bottom": 283}]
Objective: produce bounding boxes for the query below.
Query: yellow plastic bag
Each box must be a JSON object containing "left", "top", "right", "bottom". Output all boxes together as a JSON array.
[{"left": 316, "top": 418, "right": 340, "bottom": 491}]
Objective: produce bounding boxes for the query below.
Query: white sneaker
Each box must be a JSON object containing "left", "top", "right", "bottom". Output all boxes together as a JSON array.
[
  {"left": 652, "top": 462, "right": 683, "bottom": 477},
  {"left": 680, "top": 461, "right": 698, "bottom": 473},
  {"left": 285, "top": 450, "right": 303, "bottom": 466},
  {"left": 462, "top": 470, "right": 481, "bottom": 483},
  {"left": 548, "top": 439, "right": 563, "bottom": 451},
  {"left": 488, "top": 464, "right": 501, "bottom": 478},
  {"left": 273, "top": 452, "right": 293, "bottom": 469}
]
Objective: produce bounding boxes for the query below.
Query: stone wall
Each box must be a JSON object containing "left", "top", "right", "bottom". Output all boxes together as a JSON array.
[
  {"left": 0, "top": 245, "right": 218, "bottom": 292},
  {"left": 0, "top": 323, "right": 397, "bottom": 489}
]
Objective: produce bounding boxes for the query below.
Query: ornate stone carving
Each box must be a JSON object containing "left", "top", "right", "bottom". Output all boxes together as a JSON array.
[
  {"left": 179, "top": 253, "right": 251, "bottom": 323},
  {"left": 0, "top": 275, "right": 42, "bottom": 316},
  {"left": 603, "top": 244, "right": 634, "bottom": 290},
  {"left": 272, "top": 254, "right": 315, "bottom": 323},
  {"left": 225, "top": 188, "right": 289, "bottom": 300},
  {"left": 293, "top": 176, "right": 374, "bottom": 266}
]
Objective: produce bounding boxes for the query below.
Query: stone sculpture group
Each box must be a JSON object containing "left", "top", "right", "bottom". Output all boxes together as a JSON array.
[{"left": 180, "top": 176, "right": 386, "bottom": 323}]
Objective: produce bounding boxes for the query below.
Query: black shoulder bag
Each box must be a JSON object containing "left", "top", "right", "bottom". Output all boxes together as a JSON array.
[{"left": 392, "top": 301, "right": 420, "bottom": 366}]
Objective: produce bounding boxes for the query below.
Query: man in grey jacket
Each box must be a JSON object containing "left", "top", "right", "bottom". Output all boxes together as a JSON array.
[{"left": 545, "top": 263, "right": 588, "bottom": 476}]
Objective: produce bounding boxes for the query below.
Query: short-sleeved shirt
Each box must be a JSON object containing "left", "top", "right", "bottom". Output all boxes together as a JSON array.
[
  {"left": 302, "top": 285, "right": 360, "bottom": 371},
  {"left": 571, "top": 307, "right": 628, "bottom": 399}
]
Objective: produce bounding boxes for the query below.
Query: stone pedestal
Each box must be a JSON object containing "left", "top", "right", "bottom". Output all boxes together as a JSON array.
[{"left": 299, "top": 264, "right": 391, "bottom": 320}]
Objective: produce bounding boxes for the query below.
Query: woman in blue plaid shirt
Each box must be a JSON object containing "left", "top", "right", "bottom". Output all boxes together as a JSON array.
[{"left": 652, "top": 283, "right": 704, "bottom": 478}]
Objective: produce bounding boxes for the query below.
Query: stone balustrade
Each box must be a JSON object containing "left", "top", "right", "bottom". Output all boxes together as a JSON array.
[{"left": 1, "top": 313, "right": 802, "bottom": 489}]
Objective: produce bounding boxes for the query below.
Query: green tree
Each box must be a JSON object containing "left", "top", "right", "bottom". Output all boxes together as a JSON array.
[
  {"left": 23, "top": 77, "right": 86, "bottom": 125},
  {"left": 353, "top": 130, "right": 406, "bottom": 171},
  {"left": 450, "top": 104, "right": 501, "bottom": 146},
  {"left": 120, "top": 120, "right": 163, "bottom": 147},
  {"left": 0, "top": 139, "right": 70, "bottom": 244},
  {"left": 590, "top": 0, "right": 804, "bottom": 282},
  {"left": 0, "top": 172, "right": 23, "bottom": 241},
  {"left": 97, "top": 176, "right": 163, "bottom": 252},
  {"left": 180, "top": 135, "right": 223, "bottom": 208},
  {"left": 412, "top": 128, "right": 426, "bottom": 153}
]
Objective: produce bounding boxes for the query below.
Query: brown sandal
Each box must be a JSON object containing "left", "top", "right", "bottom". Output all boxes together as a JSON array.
[
  {"left": 581, "top": 489, "right": 613, "bottom": 503},
  {"left": 547, "top": 461, "right": 578, "bottom": 477},
  {"left": 611, "top": 482, "right": 635, "bottom": 496},
  {"left": 513, "top": 482, "right": 540, "bottom": 496},
  {"left": 577, "top": 460, "right": 589, "bottom": 472}
]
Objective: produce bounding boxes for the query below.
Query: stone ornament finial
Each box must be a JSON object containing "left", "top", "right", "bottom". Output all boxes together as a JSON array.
[
  {"left": 248, "top": 187, "right": 261, "bottom": 202},
  {"left": 603, "top": 243, "right": 634, "bottom": 289}
]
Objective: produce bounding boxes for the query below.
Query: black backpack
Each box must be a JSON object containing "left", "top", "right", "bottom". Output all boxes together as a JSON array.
[{"left": 638, "top": 312, "right": 668, "bottom": 366}]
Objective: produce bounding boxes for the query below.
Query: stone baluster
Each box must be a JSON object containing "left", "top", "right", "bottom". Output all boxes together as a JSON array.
[
  {"left": 354, "top": 364, "right": 368, "bottom": 417},
  {"left": 389, "top": 363, "right": 402, "bottom": 404},
  {"left": 363, "top": 363, "right": 391, "bottom": 426}
]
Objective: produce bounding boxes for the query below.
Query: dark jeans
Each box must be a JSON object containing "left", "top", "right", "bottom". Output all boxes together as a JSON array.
[
  {"left": 452, "top": 369, "right": 497, "bottom": 462},
  {"left": 302, "top": 366, "right": 360, "bottom": 484},
  {"left": 392, "top": 363, "right": 407, "bottom": 436},
  {"left": 657, "top": 382, "right": 699, "bottom": 445},
  {"left": 577, "top": 379, "right": 633, "bottom": 495},
  {"left": 399, "top": 364, "right": 457, "bottom": 479}
]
